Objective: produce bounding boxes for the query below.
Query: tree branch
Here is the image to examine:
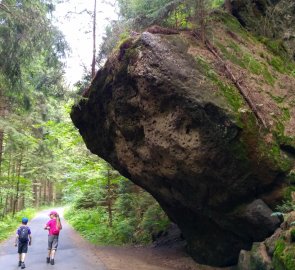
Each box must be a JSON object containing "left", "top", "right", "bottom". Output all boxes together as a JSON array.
[{"left": 0, "top": 3, "right": 12, "bottom": 14}]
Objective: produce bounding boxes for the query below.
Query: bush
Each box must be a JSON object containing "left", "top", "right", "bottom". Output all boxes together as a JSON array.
[
  {"left": 65, "top": 188, "right": 170, "bottom": 245},
  {"left": 0, "top": 208, "right": 36, "bottom": 242}
]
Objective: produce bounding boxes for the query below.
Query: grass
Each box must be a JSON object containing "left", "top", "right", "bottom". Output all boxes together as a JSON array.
[
  {"left": 215, "top": 41, "right": 276, "bottom": 86},
  {"left": 273, "top": 239, "right": 295, "bottom": 270}
]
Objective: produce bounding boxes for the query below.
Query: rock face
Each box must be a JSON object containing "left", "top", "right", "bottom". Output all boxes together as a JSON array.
[
  {"left": 237, "top": 212, "right": 295, "bottom": 270},
  {"left": 232, "top": 0, "right": 295, "bottom": 60},
  {"left": 71, "top": 27, "right": 294, "bottom": 266}
]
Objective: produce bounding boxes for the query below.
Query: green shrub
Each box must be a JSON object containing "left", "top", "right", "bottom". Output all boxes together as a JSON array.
[
  {"left": 65, "top": 187, "right": 170, "bottom": 245},
  {"left": 0, "top": 208, "right": 36, "bottom": 242}
]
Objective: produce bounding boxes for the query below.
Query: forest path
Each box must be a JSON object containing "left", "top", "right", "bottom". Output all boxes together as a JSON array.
[
  {"left": 0, "top": 208, "right": 106, "bottom": 270},
  {"left": 0, "top": 208, "right": 234, "bottom": 270}
]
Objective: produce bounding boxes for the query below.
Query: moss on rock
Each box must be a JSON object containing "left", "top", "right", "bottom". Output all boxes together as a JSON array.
[{"left": 273, "top": 239, "right": 295, "bottom": 270}]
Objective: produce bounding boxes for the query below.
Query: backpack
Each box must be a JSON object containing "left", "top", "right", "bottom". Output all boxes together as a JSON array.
[
  {"left": 18, "top": 226, "right": 29, "bottom": 243},
  {"left": 51, "top": 219, "right": 61, "bottom": 235}
]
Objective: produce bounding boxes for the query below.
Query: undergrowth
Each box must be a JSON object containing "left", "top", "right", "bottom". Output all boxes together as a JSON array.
[
  {"left": 0, "top": 208, "right": 36, "bottom": 242},
  {"left": 64, "top": 199, "right": 170, "bottom": 245}
]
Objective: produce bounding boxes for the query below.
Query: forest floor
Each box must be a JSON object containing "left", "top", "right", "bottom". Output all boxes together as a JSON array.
[{"left": 94, "top": 245, "right": 235, "bottom": 270}]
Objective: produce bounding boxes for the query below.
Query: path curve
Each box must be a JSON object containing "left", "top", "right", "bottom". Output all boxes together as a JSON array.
[{"left": 0, "top": 208, "right": 107, "bottom": 270}]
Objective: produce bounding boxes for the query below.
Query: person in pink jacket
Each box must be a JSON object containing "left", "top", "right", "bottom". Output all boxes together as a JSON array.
[{"left": 44, "top": 210, "right": 62, "bottom": 265}]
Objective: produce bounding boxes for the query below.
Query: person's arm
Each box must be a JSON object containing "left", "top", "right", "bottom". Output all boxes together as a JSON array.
[
  {"left": 15, "top": 234, "right": 19, "bottom": 247},
  {"left": 28, "top": 228, "right": 32, "bottom": 245},
  {"left": 44, "top": 221, "right": 50, "bottom": 230}
]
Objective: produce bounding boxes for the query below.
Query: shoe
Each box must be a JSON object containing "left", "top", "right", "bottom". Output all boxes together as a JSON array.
[
  {"left": 50, "top": 259, "right": 55, "bottom": 265},
  {"left": 18, "top": 261, "right": 22, "bottom": 267},
  {"left": 21, "top": 262, "right": 25, "bottom": 269},
  {"left": 46, "top": 257, "right": 50, "bottom": 263}
]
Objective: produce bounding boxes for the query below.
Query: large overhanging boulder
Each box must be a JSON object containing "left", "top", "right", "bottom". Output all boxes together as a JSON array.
[{"left": 71, "top": 19, "right": 295, "bottom": 266}]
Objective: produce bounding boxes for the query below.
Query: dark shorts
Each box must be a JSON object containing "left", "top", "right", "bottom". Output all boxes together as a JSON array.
[
  {"left": 18, "top": 242, "right": 28, "bottom": 254},
  {"left": 48, "top": 235, "right": 59, "bottom": 250}
]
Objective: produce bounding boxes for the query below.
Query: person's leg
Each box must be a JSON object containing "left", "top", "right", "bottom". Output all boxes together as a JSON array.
[
  {"left": 47, "top": 235, "right": 53, "bottom": 263},
  {"left": 18, "top": 253, "right": 22, "bottom": 266},
  {"left": 50, "top": 250, "right": 56, "bottom": 265},
  {"left": 21, "top": 253, "right": 26, "bottom": 268},
  {"left": 20, "top": 243, "right": 28, "bottom": 269},
  {"left": 18, "top": 243, "right": 22, "bottom": 266},
  {"left": 51, "top": 249, "right": 56, "bottom": 259},
  {"left": 21, "top": 253, "right": 26, "bottom": 262},
  {"left": 47, "top": 251, "right": 51, "bottom": 263},
  {"left": 50, "top": 236, "right": 58, "bottom": 265}
]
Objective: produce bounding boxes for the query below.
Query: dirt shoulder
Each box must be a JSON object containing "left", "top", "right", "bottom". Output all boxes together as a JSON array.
[{"left": 94, "top": 245, "right": 235, "bottom": 270}]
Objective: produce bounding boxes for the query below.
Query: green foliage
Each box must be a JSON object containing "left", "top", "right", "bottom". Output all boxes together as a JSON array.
[
  {"left": 282, "top": 186, "right": 295, "bottom": 202},
  {"left": 258, "top": 38, "right": 295, "bottom": 77},
  {"left": 212, "top": 0, "right": 224, "bottom": 8},
  {"left": 273, "top": 239, "right": 295, "bottom": 270},
  {"left": 65, "top": 179, "right": 170, "bottom": 245},
  {"left": 0, "top": 0, "right": 68, "bottom": 97},
  {"left": 0, "top": 208, "right": 36, "bottom": 242},
  {"left": 275, "top": 200, "right": 295, "bottom": 214},
  {"left": 217, "top": 11, "right": 251, "bottom": 41},
  {"left": 259, "top": 38, "right": 289, "bottom": 59},
  {"left": 98, "top": 0, "right": 227, "bottom": 64},
  {"left": 267, "top": 56, "right": 295, "bottom": 77},
  {"left": 0, "top": 0, "right": 172, "bottom": 250},
  {"left": 0, "top": 0, "right": 69, "bottom": 218},
  {"left": 286, "top": 171, "right": 295, "bottom": 185},
  {"left": 118, "top": 0, "right": 174, "bottom": 19},
  {"left": 216, "top": 41, "right": 275, "bottom": 86}
]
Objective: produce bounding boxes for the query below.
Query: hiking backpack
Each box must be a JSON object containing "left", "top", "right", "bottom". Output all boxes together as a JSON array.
[
  {"left": 19, "top": 226, "right": 29, "bottom": 243},
  {"left": 51, "top": 219, "right": 61, "bottom": 235},
  {"left": 52, "top": 224, "right": 60, "bottom": 235}
]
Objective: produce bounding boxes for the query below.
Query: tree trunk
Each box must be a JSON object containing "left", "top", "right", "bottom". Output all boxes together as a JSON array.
[
  {"left": 48, "top": 181, "right": 53, "bottom": 205},
  {"left": 21, "top": 195, "right": 25, "bottom": 210},
  {"left": 9, "top": 196, "right": 13, "bottom": 213},
  {"left": 197, "top": 0, "right": 207, "bottom": 44},
  {"left": 13, "top": 151, "right": 23, "bottom": 216},
  {"left": 2, "top": 195, "right": 8, "bottom": 217},
  {"left": 0, "top": 89, "right": 6, "bottom": 176},
  {"left": 32, "top": 180, "right": 37, "bottom": 207},
  {"left": 39, "top": 183, "right": 42, "bottom": 206},
  {"left": 4, "top": 151, "right": 12, "bottom": 214},
  {"left": 10, "top": 159, "right": 16, "bottom": 214},
  {"left": 224, "top": 0, "right": 232, "bottom": 13},
  {"left": 52, "top": 184, "right": 56, "bottom": 205},
  {"left": 107, "top": 169, "right": 113, "bottom": 227},
  {"left": 91, "top": 0, "right": 97, "bottom": 78},
  {"left": 43, "top": 179, "right": 47, "bottom": 206}
]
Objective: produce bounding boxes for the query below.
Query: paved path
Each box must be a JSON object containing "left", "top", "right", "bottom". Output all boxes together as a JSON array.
[{"left": 0, "top": 209, "right": 107, "bottom": 270}]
